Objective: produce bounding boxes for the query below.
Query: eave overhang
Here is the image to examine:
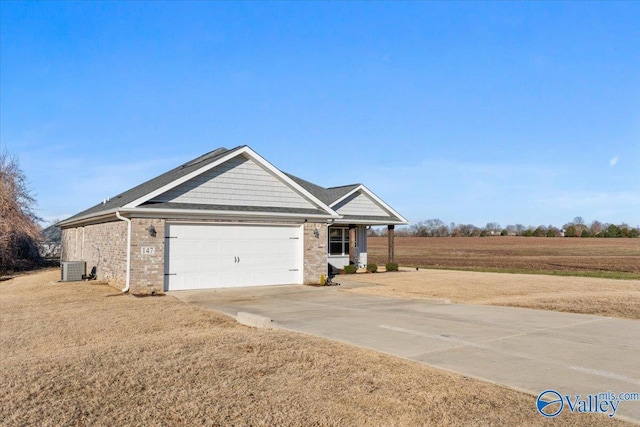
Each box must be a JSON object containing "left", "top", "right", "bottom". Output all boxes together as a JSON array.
[{"left": 58, "top": 207, "right": 338, "bottom": 228}]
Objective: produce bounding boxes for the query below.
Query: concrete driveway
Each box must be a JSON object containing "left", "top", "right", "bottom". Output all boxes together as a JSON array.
[{"left": 171, "top": 280, "right": 640, "bottom": 423}]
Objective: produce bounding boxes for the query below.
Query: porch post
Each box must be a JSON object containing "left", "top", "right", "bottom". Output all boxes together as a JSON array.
[
  {"left": 387, "top": 225, "right": 395, "bottom": 264},
  {"left": 348, "top": 224, "right": 357, "bottom": 265}
]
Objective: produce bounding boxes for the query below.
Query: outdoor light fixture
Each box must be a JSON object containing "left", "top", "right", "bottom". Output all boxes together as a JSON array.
[
  {"left": 313, "top": 227, "right": 320, "bottom": 238},
  {"left": 146, "top": 225, "right": 157, "bottom": 237}
]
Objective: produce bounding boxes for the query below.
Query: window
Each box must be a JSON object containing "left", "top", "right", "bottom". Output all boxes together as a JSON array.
[{"left": 329, "top": 227, "right": 350, "bottom": 256}]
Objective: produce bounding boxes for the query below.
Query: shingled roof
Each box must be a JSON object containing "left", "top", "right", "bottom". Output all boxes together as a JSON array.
[
  {"left": 59, "top": 145, "right": 407, "bottom": 227},
  {"left": 284, "top": 174, "right": 359, "bottom": 207},
  {"left": 60, "top": 147, "right": 242, "bottom": 224}
]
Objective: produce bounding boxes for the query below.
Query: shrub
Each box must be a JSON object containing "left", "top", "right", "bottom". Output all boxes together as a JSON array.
[
  {"left": 500, "top": 229, "right": 508, "bottom": 236},
  {"left": 581, "top": 230, "right": 590, "bottom": 238},
  {"left": 605, "top": 224, "right": 621, "bottom": 238},
  {"left": 533, "top": 227, "right": 546, "bottom": 237},
  {"left": 385, "top": 262, "right": 399, "bottom": 272},
  {"left": 344, "top": 265, "right": 357, "bottom": 274},
  {"left": 366, "top": 263, "right": 378, "bottom": 273}
]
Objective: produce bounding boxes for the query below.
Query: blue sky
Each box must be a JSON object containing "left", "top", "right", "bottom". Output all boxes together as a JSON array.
[{"left": 1, "top": 1, "right": 639, "bottom": 228}]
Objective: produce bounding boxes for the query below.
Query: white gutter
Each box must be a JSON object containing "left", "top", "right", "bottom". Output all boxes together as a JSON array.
[
  {"left": 115, "top": 211, "right": 131, "bottom": 293},
  {"left": 57, "top": 209, "right": 119, "bottom": 228},
  {"left": 58, "top": 207, "right": 341, "bottom": 229},
  {"left": 120, "top": 207, "right": 340, "bottom": 220}
]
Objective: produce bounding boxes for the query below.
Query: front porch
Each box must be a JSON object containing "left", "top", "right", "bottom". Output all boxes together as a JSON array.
[{"left": 328, "top": 224, "right": 397, "bottom": 272}]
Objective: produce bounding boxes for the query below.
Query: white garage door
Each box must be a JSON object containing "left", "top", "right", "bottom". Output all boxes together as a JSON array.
[{"left": 165, "top": 223, "right": 303, "bottom": 291}]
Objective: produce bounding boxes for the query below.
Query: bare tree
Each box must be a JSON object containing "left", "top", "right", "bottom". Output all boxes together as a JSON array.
[
  {"left": 0, "top": 150, "right": 42, "bottom": 272},
  {"left": 410, "top": 219, "right": 448, "bottom": 237},
  {"left": 484, "top": 222, "right": 501, "bottom": 235},
  {"left": 410, "top": 221, "right": 428, "bottom": 237},
  {"left": 590, "top": 220, "right": 604, "bottom": 236},
  {"left": 505, "top": 224, "right": 517, "bottom": 235},
  {"left": 572, "top": 216, "right": 586, "bottom": 226},
  {"left": 458, "top": 224, "right": 480, "bottom": 237},
  {"left": 426, "top": 219, "right": 446, "bottom": 237},
  {"left": 394, "top": 226, "right": 412, "bottom": 237}
]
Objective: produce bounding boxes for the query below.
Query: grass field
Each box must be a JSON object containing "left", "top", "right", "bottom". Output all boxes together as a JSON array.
[
  {"left": 1, "top": 269, "right": 623, "bottom": 427},
  {"left": 367, "top": 236, "right": 640, "bottom": 279},
  {"left": 343, "top": 269, "right": 640, "bottom": 320}
]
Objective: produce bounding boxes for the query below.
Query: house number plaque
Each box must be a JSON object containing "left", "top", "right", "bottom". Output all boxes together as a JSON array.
[{"left": 141, "top": 246, "right": 155, "bottom": 255}]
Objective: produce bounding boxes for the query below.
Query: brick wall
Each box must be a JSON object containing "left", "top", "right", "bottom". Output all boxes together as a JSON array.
[
  {"left": 61, "top": 219, "right": 166, "bottom": 294},
  {"left": 61, "top": 221, "right": 127, "bottom": 287},
  {"left": 303, "top": 222, "right": 328, "bottom": 285},
  {"left": 130, "top": 218, "right": 165, "bottom": 294},
  {"left": 62, "top": 217, "right": 327, "bottom": 290}
]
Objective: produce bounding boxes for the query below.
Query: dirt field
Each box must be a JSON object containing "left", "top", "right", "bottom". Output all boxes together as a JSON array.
[
  {"left": 1, "top": 270, "right": 623, "bottom": 426},
  {"left": 368, "top": 236, "right": 640, "bottom": 278},
  {"left": 343, "top": 269, "right": 640, "bottom": 320}
]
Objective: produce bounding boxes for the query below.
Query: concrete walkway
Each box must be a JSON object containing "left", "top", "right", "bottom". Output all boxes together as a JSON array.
[{"left": 171, "top": 280, "right": 640, "bottom": 423}]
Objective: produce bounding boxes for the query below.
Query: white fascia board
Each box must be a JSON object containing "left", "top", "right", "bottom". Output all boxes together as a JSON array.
[
  {"left": 120, "top": 207, "right": 334, "bottom": 221},
  {"left": 332, "top": 218, "right": 408, "bottom": 226},
  {"left": 57, "top": 209, "right": 119, "bottom": 228},
  {"left": 329, "top": 184, "right": 409, "bottom": 224}
]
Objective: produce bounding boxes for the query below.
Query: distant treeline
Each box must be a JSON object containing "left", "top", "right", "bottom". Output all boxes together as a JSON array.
[{"left": 370, "top": 217, "right": 639, "bottom": 238}]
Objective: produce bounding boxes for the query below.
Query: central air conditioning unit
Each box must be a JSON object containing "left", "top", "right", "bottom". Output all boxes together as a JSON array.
[{"left": 61, "top": 261, "right": 86, "bottom": 282}]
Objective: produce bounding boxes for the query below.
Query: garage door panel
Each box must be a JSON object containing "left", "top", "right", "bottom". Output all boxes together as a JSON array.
[{"left": 165, "top": 223, "right": 302, "bottom": 291}]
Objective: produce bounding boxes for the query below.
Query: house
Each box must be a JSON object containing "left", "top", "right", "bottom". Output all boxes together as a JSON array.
[{"left": 59, "top": 146, "right": 407, "bottom": 293}]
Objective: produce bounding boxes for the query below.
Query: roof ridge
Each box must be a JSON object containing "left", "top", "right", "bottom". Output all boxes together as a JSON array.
[
  {"left": 326, "top": 183, "right": 360, "bottom": 190},
  {"left": 181, "top": 147, "right": 229, "bottom": 168}
]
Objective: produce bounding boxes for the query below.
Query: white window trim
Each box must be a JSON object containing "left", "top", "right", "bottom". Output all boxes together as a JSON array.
[{"left": 328, "top": 226, "right": 358, "bottom": 256}]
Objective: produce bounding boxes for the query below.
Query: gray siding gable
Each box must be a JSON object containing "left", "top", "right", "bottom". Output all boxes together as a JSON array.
[
  {"left": 150, "top": 155, "right": 318, "bottom": 210},
  {"left": 333, "top": 191, "right": 390, "bottom": 217},
  {"left": 286, "top": 174, "right": 406, "bottom": 223}
]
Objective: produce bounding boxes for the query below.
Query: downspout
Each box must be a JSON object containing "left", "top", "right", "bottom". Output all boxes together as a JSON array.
[{"left": 115, "top": 211, "right": 131, "bottom": 293}]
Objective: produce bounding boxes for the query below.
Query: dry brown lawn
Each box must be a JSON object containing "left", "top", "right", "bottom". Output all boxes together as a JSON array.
[
  {"left": 1, "top": 270, "right": 626, "bottom": 426},
  {"left": 368, "top": 236, "right": 640, "bottom": 277},
  {"left": 343, "top": 269, "right": 640, "bottom": 320}
]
